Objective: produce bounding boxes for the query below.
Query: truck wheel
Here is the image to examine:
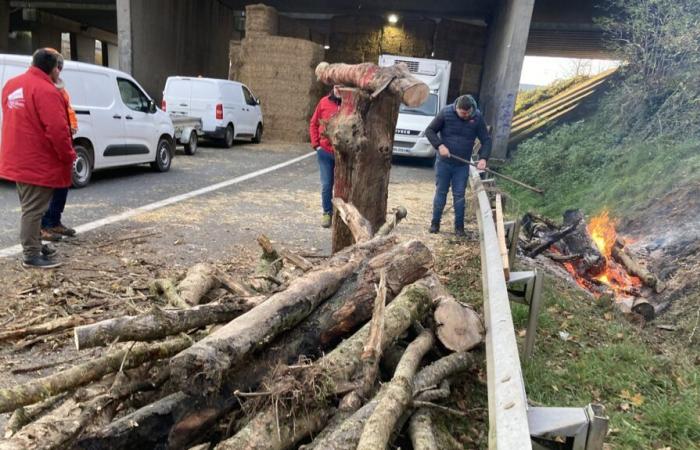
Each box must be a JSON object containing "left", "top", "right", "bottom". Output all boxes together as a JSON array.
[
  {"left": 72, "top": 145, "right": 93, "bottom": 188},
  {"left": 222, "top": 124, "right": 234, "bottom": 148},
  {"left": 252, "top": 124, "right": 263, "bottom": 144},
  {"left": 151, "top": 138, "right": 172, "bottom": 172},
  {"left": 184, "top": 131, "right": 198, "bottom": 155}
]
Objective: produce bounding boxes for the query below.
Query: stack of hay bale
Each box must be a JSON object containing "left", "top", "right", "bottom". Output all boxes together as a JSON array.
[{"left": 232, "top": 4, "right": 325, "bottom": 142}]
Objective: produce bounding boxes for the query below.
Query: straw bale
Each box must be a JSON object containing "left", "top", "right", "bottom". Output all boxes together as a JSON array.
[{"left": 245, "top": 3, "right": 278, "bottom": 36}]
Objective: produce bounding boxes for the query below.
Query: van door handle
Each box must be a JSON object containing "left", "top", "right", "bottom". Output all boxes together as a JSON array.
[
  {"left": 125, "top": 115, "right": 133, "bottom": 120},
  {"left": 112, "top": 114, "right": 122, "bottom": 119},
  {"left": 180, "top": 103, "right": 188, "bottom": 107}
]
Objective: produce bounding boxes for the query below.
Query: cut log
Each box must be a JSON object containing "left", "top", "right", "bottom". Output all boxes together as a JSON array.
[
  {"left": 356, "top": 329, "right": 435, "bottom": 450},
  {"left": 150, "top": 279, "right": 188, "bottom": 309},
  {"left": 408, "top": 409, "right": 438, "bottom": 450},
  {"left": 169, "top": 236, "right": 396, "bottom": 396},
  {"left": 560, "top": 209, "right": 605, "bottom": 277},
  {"left": 315, "top": 61, "right": 429, "bottom": 107},
  {"left": 0, "top": 336, "right": 192, "bottom": 414},
  {"left": 223, "top": 239, "right": 431, "bottom": 392},
  {"left": 215, "top": 271, "right": 257, "bottom": 297},
  {"left": 0, "top": 316, "right": 89, "bottom": 342},
  {"left": 376, "top": 206, "right": 408, "bottom": 237},
  {"left": 248, "top": 235, "right": 283, "bottom": 293},
  {"left": 327, "top": 87, "right": 400, "bottom": 252},
  {"left": 433, "top": 296, "right": 483, "bottom": 352},
  {"left": 611, "top": 245, "right": 658, "bottom": 289},
  {"left": 74, "top": 301, "right": 255, "bottom": 350},
  {"left": 219, "top": 278, "right": 434, "bottom": 450},
  {"left": 179, "top": 263, "right": 221, "bottom": 306},
  {"left": 3, "top": 393, "right": 68, "bottom": 438},
  {"left": 359, "top": 269, "right": 387, "bottom": 395},
  {"left": 306, "top": 351, "right": 474, "bottom": 450},
  {"left": 332, "top": 198, "right": 373, "bottom": 243}
]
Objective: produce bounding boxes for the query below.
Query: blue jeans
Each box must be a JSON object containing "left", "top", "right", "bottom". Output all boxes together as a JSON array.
[
  {"left": 431, "top": 159, "right": 469, "bottom": 230},
  {"left": 317, "top": 149, "right": 335, "bottom": 215},
  {"left": 41, "top": 187, "right": 68, "bottom": 228}
]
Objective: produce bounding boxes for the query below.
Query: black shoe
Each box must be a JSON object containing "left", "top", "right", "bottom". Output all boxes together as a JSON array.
[
  {"left": 22, "top": 255, "right": 62, "bottom": 269},
  {"left": 429, "top": 222, "right": 440, "bottom": 234},
  {"left": 41, "top": 244, "right": 57, "bottom": 257},
  {"left": 455, "top": 228, "right": 466, "bottom": 237}
]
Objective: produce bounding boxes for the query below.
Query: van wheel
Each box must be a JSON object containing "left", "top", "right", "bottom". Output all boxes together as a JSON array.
[
  {"left": 72, "top": 145, "right": 93, "bottom": 188},
  {"left": 184, "top": 131, "right": 198, "bottom": 155},
  {"left": 252, "top": 124, "right": 263, "bottom": 144},
  {"left": 223, "top": 124, "right": 234, "bottom": 148},
  {"left": 151, "top": 138, "right": 172, "bottom": 172}
]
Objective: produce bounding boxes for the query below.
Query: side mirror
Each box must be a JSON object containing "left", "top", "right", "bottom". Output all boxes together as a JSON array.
[
  {"left": 148, "top": 100, "right": 157, "bottom": 114},
  {"left": 255, "top": 97, "right": 261, "bottom": 105}
]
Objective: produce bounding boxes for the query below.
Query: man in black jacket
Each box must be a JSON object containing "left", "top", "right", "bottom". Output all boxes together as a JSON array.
[{"left": 425, "top": 94, "right": 491, "bottom": 236}]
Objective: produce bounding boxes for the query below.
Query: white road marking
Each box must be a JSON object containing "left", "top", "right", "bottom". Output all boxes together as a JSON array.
[{"left": 0, "top": 152, "right": 315, "bottom": 258}]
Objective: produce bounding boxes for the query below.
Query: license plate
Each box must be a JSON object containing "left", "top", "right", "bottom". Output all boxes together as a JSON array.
[{"left": 393, "top": 146, "right": 411, "bottom": 154}]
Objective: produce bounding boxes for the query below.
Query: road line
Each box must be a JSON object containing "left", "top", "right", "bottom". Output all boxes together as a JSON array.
[{"left": 0, "top": 152, "right": 315, "bottom": 258}]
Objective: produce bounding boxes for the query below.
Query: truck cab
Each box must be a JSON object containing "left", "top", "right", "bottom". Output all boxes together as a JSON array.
[{"left": 378, "top": 55, "right": 451, "bottom": 159}]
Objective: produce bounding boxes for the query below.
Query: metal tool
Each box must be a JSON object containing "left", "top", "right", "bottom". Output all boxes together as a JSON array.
[{"left": 447, "top": 153, "right": 545, "bottom": 195}]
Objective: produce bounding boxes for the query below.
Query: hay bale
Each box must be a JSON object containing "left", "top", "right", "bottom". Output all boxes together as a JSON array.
[{"left": 245, "top": 3, "right": 278, "bottom": 36}]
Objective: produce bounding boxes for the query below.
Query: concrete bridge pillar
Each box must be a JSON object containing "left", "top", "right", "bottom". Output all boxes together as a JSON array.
[{"left": 480, "top": 0, "right": 535, "bottom": 159}]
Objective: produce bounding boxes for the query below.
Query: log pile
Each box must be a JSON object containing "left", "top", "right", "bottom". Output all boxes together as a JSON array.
[{"left": 0, "top": 204, "right": 484, "bottom": 450}]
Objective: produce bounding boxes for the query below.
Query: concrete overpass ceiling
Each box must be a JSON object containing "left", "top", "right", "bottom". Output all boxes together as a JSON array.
[{"left": 9, "top": 0, "right": 117, "bottom": 33}]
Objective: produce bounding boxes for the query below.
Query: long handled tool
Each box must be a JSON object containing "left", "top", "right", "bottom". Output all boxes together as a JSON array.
[{"left": 447, "top": 153, "right": 545, "bottom": 195}]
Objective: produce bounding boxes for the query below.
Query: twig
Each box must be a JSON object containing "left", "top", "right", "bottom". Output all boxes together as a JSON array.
[
  {"left": 118, "top": 342, "right": 137, "bottom": 373},
  {"left": 11, "top": 356, "right": 81, "bottom": 374},
  {"left": 411, "top": 400, "right": 471, "bottom": 417}
]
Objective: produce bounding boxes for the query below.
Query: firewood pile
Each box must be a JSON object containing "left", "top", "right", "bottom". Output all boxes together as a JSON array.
[
  {"left": 0, "top": 201, "right": 484, "bottom": 450},
  {"left": 520, "top": 210, "right": 665, "bottom": 321}
]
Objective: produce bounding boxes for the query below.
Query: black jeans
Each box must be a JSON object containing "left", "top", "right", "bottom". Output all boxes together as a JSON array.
[{"left": 41, "top": 187, "right": 68, "bottom": 228}]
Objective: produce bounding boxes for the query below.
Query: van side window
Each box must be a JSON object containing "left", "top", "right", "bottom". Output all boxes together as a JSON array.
[
  {"left": 242, "top": 86, "right": 257, "bottom": 106},
  {"left": 117, "top": 78, "right": 151, "bottom": 112}
]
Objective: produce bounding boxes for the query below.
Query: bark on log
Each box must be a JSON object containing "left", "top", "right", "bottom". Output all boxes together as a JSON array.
[
  {"left": 611, "top": 245, "right": 657, "bottom": 289},
  {"left": 0, "top": 316, "right": 89, "bottom": 342},
  {"left": 3, "top": 394, "right": 68, "bottom": 438},
  {"left": 150, "top": 279, "right": 188, "bottom": 308},
  {"left": 359, "top": 269, "right": 386, "bottom": 395},
  {"left": 560, "top": 209, "right": 605, "bottom": 277},
  {"left": 306, "top": 351, "right": 474, "bottom": 450},
  {"left": 219, "top": 279, "right": 434, "bottom": 450},
  {"left": 0, "top": 336, "right": 192, "bottom": 413},
  {"left": 315, "top": 61, "right": 429, "bottom": 107},
  {"left": 327, "top": 87, "right": 400, "bottom": 253},
  {"left": 179, "top": 263, "right": 221, "bottom": 306},
  {"left": 249, "top": 235, "right": 284, "bottom": 292},
  {"left": 214, "top": 408, "right": 333, "bottom": 450},
  {"left": 223, "top": 239, "right": 431, "bottom": 393},
  {"left": 356, "top": 330, "right": 435, "bottom": 450},
  {"left": 434, "top": 297, "right": 483, "bottom": 352},
  {"left": 74, "top": 301, "right": 255, "bottom": 350},
  {"left": 170, "top": 237, "right": 395, "bottom": 395},
  {"left": 215, "top": 272, "right": 258, "bottom": 297},
  {"left": 376, "top": 206, "right": 408, "bottom": 237},
  {"left": 332, "top": 198, "right": 373, "bottom": 243},
  {"left": 408, "top": 409, "right": 438, "bottom": 450}
]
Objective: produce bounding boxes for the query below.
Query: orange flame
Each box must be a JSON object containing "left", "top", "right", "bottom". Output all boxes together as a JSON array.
[{"left": 558, "top": 211, "right": 641, "bottom": 297}]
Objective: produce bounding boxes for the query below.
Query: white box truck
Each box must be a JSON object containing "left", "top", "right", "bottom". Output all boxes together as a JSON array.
[{"left": 378, "top": 55, "right": 451, "bottom": 159}]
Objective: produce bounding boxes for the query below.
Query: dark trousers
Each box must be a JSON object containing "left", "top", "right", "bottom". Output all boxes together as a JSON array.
[
  {"left": 431, "top": 159, "right": 469, "bottom": 230},
  {"left": 317, "top": 148, "right": 335, "bottom": 215},
  {"left": 16, "top": 183, "right": 54, "bottom": 259},
  {"left": 41, "top": 187, "right": 68, "bottom": 228}
]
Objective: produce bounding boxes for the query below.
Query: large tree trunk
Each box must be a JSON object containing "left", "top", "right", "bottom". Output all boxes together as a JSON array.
[
  {"left": 215, "top": 279, "right": 434, "bottom": 450},
  {"left": 74, "top": 300, "right": 257, "bottom": 350},
  {"left": 169, "top": 236, "right": 396, "bottom": 395},
  {"left": 326, "top": 88, "right": 400, "bottom": 252}
]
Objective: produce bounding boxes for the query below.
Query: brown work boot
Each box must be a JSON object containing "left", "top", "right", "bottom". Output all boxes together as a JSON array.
[
  {"left": 46, "top": 224, "right": 76, "bottom": 237},
  {"left": 41, "top": 228, "right": 63, "bottom": 242}
]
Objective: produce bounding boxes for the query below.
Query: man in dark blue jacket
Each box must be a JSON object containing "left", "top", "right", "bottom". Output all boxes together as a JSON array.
[{"left": 425, "top": 94, "right": 491, "bottom": 236}]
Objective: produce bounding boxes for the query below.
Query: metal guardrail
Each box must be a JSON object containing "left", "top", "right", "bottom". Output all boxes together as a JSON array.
[
  {"left": 471, "top": 170, "right": 609, "bottom": 449},
  {"left": 471, "top": 170, "right": 532, "bottom": 449}
]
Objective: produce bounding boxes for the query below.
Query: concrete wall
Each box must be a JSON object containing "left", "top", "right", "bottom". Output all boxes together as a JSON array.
[
  {"left": 479, "top": 0, "right": 535, "bottom": 159},
  {"left": 285, "top": 16, "right": 487, "bottom": 103},
  {"left": 74, "top": 34, "right": 96, "bottom": 64},
  {"left": 0, "top": 0, "right": 8, "bottom": 53},
  {"left": 121, "top": 0, "right": 241, "bottom": 101}
]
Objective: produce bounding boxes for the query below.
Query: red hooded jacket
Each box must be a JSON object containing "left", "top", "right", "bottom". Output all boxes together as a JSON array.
[
  {"left": 0, "top": 66, "right": 76, "bottom": 188},
  {"left": 309, "top": 94, "right": 341, "bottom": 154}
]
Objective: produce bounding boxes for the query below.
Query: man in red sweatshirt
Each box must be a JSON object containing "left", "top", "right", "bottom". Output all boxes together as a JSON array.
[
  {"left": 309, "top": 85, "right": 341, "bottom": 228},
  {"left": 0, "top": 48, "right": 76, "bottom": 268}
]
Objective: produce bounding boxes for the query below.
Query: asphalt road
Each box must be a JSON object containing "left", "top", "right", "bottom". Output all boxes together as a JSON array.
[{"left": 0, "top": 142, "right": 436, "bottom": 251}]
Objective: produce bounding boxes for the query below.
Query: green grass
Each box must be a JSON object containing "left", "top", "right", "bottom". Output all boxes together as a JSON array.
[{"left": 513, "top": 276, "right": 700, "bottom": 449}]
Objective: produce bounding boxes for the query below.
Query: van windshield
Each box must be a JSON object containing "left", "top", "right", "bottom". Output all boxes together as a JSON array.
[{"left": 399, "top": 93, "right": 438, "bottom": 116}]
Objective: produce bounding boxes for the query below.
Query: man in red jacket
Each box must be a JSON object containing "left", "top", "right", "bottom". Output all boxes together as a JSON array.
[
  {"left": 309, "top": 85, "right": 341, "bottom": 228},
  {"left": 0, "top": 48, "right": 76, "bottom": 268}
]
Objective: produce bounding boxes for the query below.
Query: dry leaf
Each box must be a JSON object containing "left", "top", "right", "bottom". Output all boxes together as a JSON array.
[{"left": 619, "top": 402, "right": 630, "bottom": 411}]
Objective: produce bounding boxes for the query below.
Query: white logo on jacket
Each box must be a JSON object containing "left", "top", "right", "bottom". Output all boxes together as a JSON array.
[{"left": 7, "top": 88, "right": 25, "bottom": 110}]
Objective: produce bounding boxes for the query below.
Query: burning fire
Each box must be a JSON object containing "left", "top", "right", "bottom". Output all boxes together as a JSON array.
[{"left": 563, "top": 211, "right": 641, "bottom": 296}]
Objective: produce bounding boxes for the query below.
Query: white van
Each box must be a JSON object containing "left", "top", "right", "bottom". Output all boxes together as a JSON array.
[
  {"left": 162, "top": 76, "right": 263, "bottom": 147},
  {"left": 0, "top": 54, "right": 175, "bottom": 188}
]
